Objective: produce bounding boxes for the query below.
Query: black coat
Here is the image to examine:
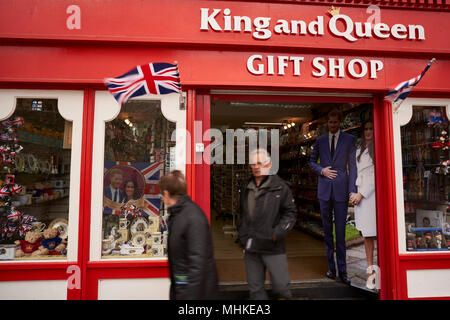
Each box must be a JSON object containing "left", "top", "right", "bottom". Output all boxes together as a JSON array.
[
  {"left": 167, "top": 195, "right": 218, "bottom": 300},
  {"left": 238, "top": 175, "right": 298, "bottom": 255}
]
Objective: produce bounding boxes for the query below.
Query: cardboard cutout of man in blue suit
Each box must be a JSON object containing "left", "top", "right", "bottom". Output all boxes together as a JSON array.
[{"left": 309, "top": 109, "right": 357, "bottom": 285}]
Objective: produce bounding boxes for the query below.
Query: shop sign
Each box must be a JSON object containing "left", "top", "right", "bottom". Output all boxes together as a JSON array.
[
  {"left": 246, "top": 55, "right": 384, "bottom": 79},
  {"left": 200, "top": 8, "right": 426, "bottom": 42},
  {"left": 200, "top": 8, "right": 425, "bottom": 79}
]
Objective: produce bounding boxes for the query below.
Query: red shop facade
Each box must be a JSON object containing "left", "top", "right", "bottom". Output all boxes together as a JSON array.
[{"left": 0, "top": 0, "right": 450, "bottom": 300}]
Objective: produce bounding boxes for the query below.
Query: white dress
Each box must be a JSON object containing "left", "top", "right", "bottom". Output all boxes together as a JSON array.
[{"left": 354, "top": 147, "right": 377, "bottom": 237}]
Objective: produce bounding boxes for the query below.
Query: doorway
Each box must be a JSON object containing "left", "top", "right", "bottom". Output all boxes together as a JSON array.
[{"left": 209, "top": 93, "right": 378, "bottom": 292}]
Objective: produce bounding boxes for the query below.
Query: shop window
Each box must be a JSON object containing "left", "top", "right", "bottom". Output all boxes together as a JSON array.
[
  {"left": 101, "top": 100, "right": 175, "bottom": 259},
  {"left": 402, "top": 105, "right": 450, "bottom": 252},
  {"left": 211, "top": 99, "right": 379, "bottom": 290},
  {"left": 0, "top": 98, "right": 72, "bottom": 260}
]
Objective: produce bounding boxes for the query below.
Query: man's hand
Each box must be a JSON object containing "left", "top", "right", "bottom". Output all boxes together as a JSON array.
[
  {"left": 322, "top": 166, "right": 338, "bottom": 179},
  {"left": 350, "top": 193, "right": 363, "bottom": 205}
]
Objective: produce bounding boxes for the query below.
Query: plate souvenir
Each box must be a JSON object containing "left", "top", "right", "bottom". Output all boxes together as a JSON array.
[
  {"left": 27, "top": 154, "right": 39, "bottom": 173},
  {"left": 15, "top": 154, "right": 25, "bottom": 172},
  {"left": 49, "top": 218, "right": 69, "bottom": 240},
  {"left": 130, "top": 217, "right": 149, "bottom": 236},
  {"left": 131, "top": 232, "right": 147, "bottom": 247}
]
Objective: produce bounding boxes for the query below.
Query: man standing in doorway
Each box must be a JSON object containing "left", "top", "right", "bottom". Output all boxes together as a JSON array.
[
  {"left": 309, "top": 109, "right": 357, "bottom": 285},
  {"left": 238, "top": 148, "right": 297, "bottom": 300},
  {"left": 104, "top": 168, "right": 125, "bottom": 203}
]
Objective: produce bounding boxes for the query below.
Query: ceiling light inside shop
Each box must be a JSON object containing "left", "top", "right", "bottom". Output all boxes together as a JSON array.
[
  {"left": 244, "top": 122, "right": 283, "bottom": 126},
  {"left": 230, "top": 102, "right": 312, "bottom": 109}
]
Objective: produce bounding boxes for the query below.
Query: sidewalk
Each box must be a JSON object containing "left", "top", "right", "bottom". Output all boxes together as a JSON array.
[{"left": 346, "top": 240, "right": 378, "bottom": 291}]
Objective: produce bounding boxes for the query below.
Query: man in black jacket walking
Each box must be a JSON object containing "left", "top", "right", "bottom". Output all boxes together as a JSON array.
[
  {"left": 238, "top": 149, "right": 298, "bottom": 300},
  {"left": 159, "top": 170, "right": 218, "bottom": 300}
]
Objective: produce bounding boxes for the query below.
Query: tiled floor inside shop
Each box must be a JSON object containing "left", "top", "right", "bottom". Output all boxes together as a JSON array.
[{"left": 211, "top": 210, "right": 377, "bottom": 293}]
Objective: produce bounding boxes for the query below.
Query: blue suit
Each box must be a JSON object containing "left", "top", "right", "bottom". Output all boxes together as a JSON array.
[
  {"left": 104, "top": 186, "right": 125, "bottom": 203},
  {"left": 309, "top": 131, "right": 357, "bottom": 275}
]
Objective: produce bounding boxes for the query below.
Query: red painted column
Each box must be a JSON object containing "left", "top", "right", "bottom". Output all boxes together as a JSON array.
[
  {"left": 78, "top": 87, "right": 95, "bottom": 300},
  {"left": 373, "top": 95, "right": 400, "bottom": 300},
  {"left": 186, "top": 89, "right": 196, "bottom": 201},
  {"left": 194, "top": 92, "right": 211, "bottom": 223}
]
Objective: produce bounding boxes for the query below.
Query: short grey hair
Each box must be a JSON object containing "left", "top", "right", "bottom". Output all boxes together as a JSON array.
[{"left": 249, "top": 148, "right": 271, "bottom": 165}]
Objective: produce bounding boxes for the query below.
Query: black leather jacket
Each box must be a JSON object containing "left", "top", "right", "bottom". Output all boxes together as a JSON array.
[
  {"left": 167, "top": 195, "right": 218, "bottom": 300},
  {"left": 238, "top": 175, "right": 298, "bottom": 255}
]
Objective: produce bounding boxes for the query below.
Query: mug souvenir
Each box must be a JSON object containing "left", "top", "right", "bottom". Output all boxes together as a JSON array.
[
  {"left": 102, "top": 239, "right": 113, "bottom": 255},
  {"left": 119, "top": 218, "right": 130, "bottom": 230},
  {"left": 32, "top": 222, "right": 46, "bottom": 233}
]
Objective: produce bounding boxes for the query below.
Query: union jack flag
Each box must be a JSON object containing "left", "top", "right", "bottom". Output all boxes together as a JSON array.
[
  {"left": 104, "top": 161, "right": 163, "bottom": 216},
  {"left": 385, "top": 58, "right": 436, "bottom": 108},
  {"left": 104, "top": 62, "right": 181, "bottom": 105}
]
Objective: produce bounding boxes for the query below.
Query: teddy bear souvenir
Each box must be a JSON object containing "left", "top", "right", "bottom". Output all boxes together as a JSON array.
[
  {"left": 14, "top": 231, "right": 42, "bottom": 257},
  {"left": 34, "top": 228, "right": 66, "bottom": 256}
]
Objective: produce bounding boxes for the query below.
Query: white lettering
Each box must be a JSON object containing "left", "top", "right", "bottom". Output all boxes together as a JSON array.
[
  {"left": 391, "top": 24, "right": 407, "bottom": 39},
  {"left": 249, "top": 55, "right": 383, "bottom": 80},
  {"left": 290, "top": 56, "right": 304, "bottom": 76},
  {"left": 253, "top": 17, "right": 272, "bottom": 40},
  {"left": 234, "top": 16, "right": 252, "bottom": 32},
  {"left": 308, "top": 16, "right": 324, "bottom": 35},
  {"left": 329, "top": 58, "right": 345, "bottom": 78},
  {"left": 355, "top": 22, "right": 372, "bottom": 38},
  {"left": 200, "top": 8, "right": 222, "bottom": 31},
  {"left": 178, "top": 304, "right": 212, "bottom": 317},
  {"left": 312, "top": 57, "right": 326, "bottom": 77},
  {"left": 267, "top": 55, "right": 275, "bottom": 75},
  {"left": 408, "top": 25, "right": 425, "bottom": 40},
  {"left": 200, "top": 9, "right": 425, "bottom": 42},
  {"left": 274, "top": 19, "right": 290, "bottom": 35},
  {"left": 223, "top": 8, "right": 232, "bottom": 31},
  {"left": 247, "top": 55, "right": 264, "bottom": 75},
  {"left": 222, "top": 304, "right": 271, "bottom": 315},
  {"left": 348, "top": 59, "right": 368, "bottom": 78},
  {"left": 370, "top": 60, "right": 384, "bottom": 79},
  {"left": 278, "top": 56, "right": 290, "bottom": 75},
  {"left": 373, "top": 23, "right": 390, "bottom": 39},
  {"left": 329, "top": 14, "right": 357, "bottom": 42},
  {"left": 291, "top": 20, "right": 307, "bottom": 35}
]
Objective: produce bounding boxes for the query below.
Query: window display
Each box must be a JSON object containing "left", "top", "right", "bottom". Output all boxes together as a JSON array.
[
  {"left": 402, "top": 106, "right": 450, "bottom": 251},
  {"left": 0, "top": 98, "right": 71, "bottom": 260},
  {"left": 101, "top": 100, "right": 175, "bottom": 259}
]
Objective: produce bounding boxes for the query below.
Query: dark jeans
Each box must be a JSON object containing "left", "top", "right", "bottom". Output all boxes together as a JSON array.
[{"left": 244, "top": 251, "right": 292, "bottom": 300}]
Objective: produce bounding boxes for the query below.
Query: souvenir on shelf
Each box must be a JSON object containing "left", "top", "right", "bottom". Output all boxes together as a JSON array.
[
  {"left": 0, "top": 112, "right": 68, "bottom": 259},
  {"left": 0, "top": 116, "right": 24, "bottom": 166},
  {"left": 427, "top": 108, "right": 446, "bottom": 127}
]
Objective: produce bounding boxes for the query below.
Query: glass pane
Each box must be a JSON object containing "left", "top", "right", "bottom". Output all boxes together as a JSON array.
[
  {"left": 101, "top": 100, "right": 175, "bottom": 259},
  {"left": 210, "top": 101, "right": 379, "bottom": 291},
  {"left": 0, "top": 98, "right": 71, "bottom": 260},
  {"left": 403, "top": 106, "right": 450, "bottom": 251}
]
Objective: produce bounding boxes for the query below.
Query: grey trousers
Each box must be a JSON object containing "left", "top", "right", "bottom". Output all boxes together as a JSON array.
[{"left": 244, "top": 251, "right": 292, "bottom": 300}]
